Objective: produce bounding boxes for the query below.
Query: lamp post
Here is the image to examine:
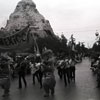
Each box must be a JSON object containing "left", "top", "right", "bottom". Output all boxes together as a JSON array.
[{"left": 95, "top": 31, "right": 100, "bottom": 45}]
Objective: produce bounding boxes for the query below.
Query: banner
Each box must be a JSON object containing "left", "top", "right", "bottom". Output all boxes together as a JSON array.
[{"left": 0, "top": 25, "right": 34, "bottom": 52}]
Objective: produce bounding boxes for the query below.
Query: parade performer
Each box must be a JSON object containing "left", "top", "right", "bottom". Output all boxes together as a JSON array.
[
  {"left": 42, "top": 49, "right": 56, "bottom": 97},
  {"left": 17, "top": 57, "right": 27, "bottom": 89},
  {"left": 0, "top": 57, "right": 11, "bottom": 97},
  {"left": 69, "top": 58, "right": 76, "bottom": 81},
  {"left": 57, "top": 59, "right": 64, "bottom": 80},
  {"left": 63, "top": 58, "right": 71, "bottom": 86},
  {"left": 30, "top": 61, "right": 40, "bottom": 85}
]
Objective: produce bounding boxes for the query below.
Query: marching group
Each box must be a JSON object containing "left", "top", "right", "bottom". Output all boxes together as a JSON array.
[{"left": 0, "top": 49, "right": 80, "bottom": 98}]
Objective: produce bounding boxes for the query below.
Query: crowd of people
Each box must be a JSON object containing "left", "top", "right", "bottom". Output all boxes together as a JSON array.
[
  {"left": 90, "top": 54, "right": 100, "bottom": 88},
  {"left": 0, "top": 49, "right": 83, "bottom": 98}
]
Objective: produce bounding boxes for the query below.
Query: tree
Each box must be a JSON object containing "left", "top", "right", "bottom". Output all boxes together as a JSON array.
[{"left": 61, "top": 34, "right": 67, "bottom": 45}]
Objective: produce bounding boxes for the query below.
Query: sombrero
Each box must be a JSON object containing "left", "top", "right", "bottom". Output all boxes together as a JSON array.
[{"left": 42, "top": 49, "right": 53, "bottom": 56}]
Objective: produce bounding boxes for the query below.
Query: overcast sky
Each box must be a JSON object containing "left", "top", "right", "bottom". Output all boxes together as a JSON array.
[{"left": 0, "top": 0, "right": 100, "bottom": 47}]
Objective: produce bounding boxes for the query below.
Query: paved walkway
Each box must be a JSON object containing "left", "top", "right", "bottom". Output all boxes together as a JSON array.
[{"left": 0, "top": 58, "right": 100, "bottom": 100}]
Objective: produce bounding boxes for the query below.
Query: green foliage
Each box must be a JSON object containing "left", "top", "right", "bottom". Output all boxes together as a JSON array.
[
  {"left": 28, "top": 33, "right": 88, "bottom": 58},
  {"left": 36, "top": 35, "right": 68, "bottom": 56}
]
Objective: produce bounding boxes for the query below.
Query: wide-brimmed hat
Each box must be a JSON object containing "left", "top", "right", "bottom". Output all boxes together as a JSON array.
[{"left": 42, "top": 49, "right": 53, "bottom": 57}]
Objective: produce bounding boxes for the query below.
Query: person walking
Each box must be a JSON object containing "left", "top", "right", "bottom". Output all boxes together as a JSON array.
[
  {"left": 57, "top": 60, "right": 64, "bottom": 80},
  {"left": 69, "top": 58, "right": 76, "bottom": 82},
  {"left": 17, "top": 58, "right": 27, "bottom": 89},
  {"left": 30, "top": 61, "right": 40, "bottom": 85},
  {"left": 0, "top": 57, "right": 11, "bottom": 97},
  {"left": 42, "top": 49, "right": 56, "bottom": 97},
  {"left": 96, "top": 60, "right": 100, "bottom": 88},
  {"left": 63, "top": 58, "right": 71, "bottom": 87}
]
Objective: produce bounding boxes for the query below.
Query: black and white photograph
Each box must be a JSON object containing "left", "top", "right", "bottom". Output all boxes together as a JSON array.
[{"left": 0, "top": 0, "right": 100, "bottom": 100}]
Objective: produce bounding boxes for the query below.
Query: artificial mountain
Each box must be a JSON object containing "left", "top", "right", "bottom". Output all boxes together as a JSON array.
[{"left": 3, "top": 0, "right": 55, "bottom": 38}]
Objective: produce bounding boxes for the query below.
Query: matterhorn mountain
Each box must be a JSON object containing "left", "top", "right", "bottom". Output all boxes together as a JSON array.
[{"left": 4, "top": 0, "right": 54, "bottom": 38}]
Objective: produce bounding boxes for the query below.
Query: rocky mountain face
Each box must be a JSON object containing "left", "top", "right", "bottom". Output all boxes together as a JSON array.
[{"left": 4, "top": 0, "right": 54, "bottom": 38}]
